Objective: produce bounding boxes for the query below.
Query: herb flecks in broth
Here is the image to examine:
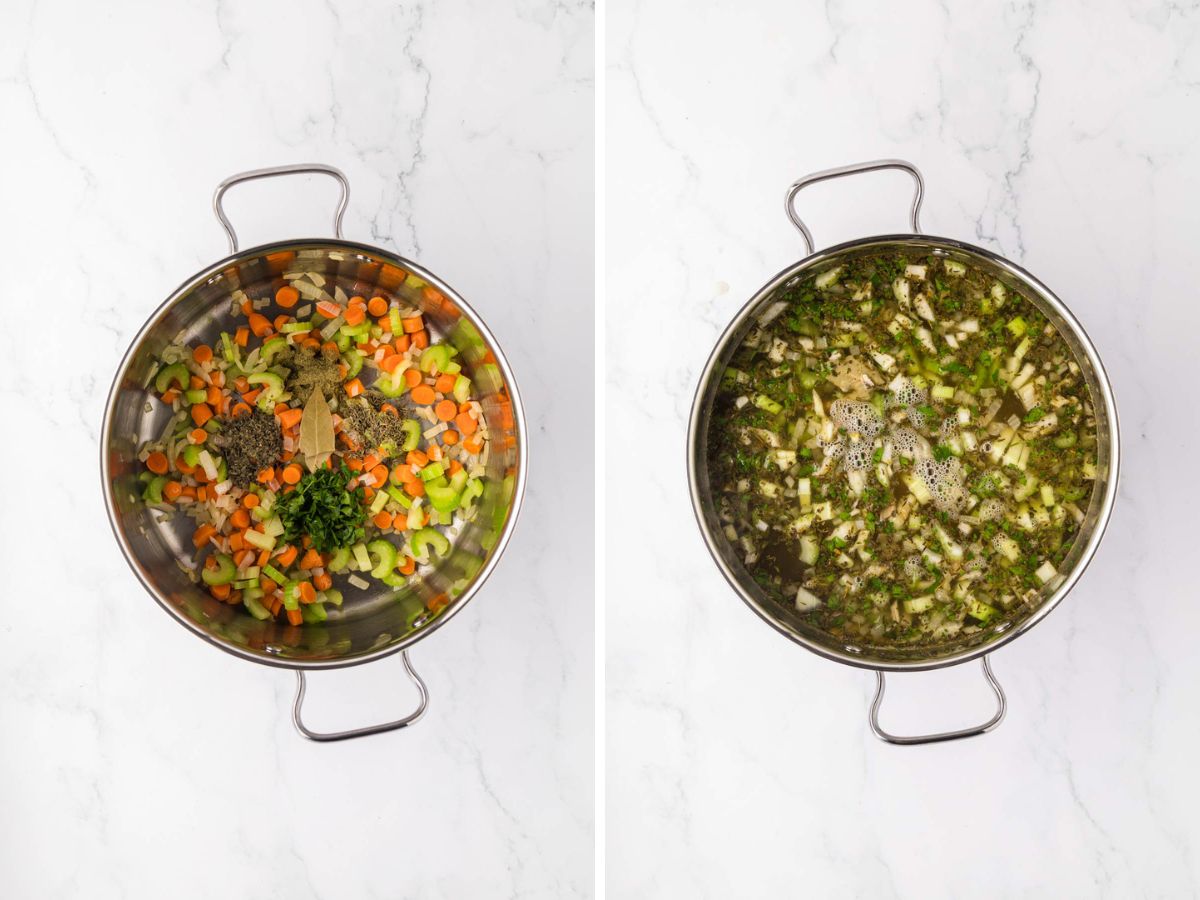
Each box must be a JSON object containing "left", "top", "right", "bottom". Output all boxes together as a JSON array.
[{"left": 707, "top": 251, "right": 1098, "bottom": 646}]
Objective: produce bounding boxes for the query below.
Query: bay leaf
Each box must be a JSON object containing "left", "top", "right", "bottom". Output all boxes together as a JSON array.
[{"left": 299, "top": 388, "right": 336, "bottom": 472}]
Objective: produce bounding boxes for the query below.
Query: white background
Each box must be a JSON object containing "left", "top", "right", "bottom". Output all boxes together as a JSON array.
[
  {"left": 0, "top": 1, "right": 593, "bottom": 897},
  {"left": 607, "top": 0, "right": 1199, "bottom": 897}
]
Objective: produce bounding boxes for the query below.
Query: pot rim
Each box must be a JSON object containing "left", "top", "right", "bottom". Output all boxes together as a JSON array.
[
  {"left": 687, "top": 232, "right": 1120, "bottom": 672},
  {"left": 101, "top": 237, "right": 528, "bottom": 671}
]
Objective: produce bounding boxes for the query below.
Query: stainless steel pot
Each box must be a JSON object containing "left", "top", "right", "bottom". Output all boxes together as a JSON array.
[
  {"left": 688, "top": 160, "right": 1119, "bottom": 744},
  {"left": 102, "top": 164, "right": 526, "bottom": 741}
]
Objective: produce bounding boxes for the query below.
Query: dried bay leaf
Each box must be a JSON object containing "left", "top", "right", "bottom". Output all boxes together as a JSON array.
[{"left": 299, "top": 388, "right": 336, "bottom": 472}]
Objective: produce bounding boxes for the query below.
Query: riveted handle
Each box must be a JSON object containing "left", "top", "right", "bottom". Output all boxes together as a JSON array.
[
  {"left": 868, "top": 655, "right": 1006, "bottom": 746},
  {"left": 213, "top": 163, "right": 350, "bottom": 253},
  {"left": 292, "top": 649, "right": 429, "bottom": 742},
  {"left": 785, "top": 158, "right": 924, "bottom": 255}
]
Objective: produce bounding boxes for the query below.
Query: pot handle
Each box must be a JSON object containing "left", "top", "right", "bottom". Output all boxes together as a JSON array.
[
  {"left": 291, "top": 649, "right": 429, "bottom": 742},
  {"left": 868, "top": 655, "right": 1006, "bottom": 746},
  {"left": 213, "top": 163, "right": 350, "bottom": 253},
  {"left": 785, "top": 159, "right": 925, "bottom": 255}
]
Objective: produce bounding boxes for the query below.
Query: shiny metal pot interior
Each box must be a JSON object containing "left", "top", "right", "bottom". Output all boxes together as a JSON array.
[
  {"left": 687, "top": 160, "right": 1119, "bottom": 743},
  {"left": 102, "top": 165, "right": 526, "bottom": 740}
]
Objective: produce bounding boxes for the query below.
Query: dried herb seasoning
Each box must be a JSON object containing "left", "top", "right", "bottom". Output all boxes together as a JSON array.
[
  {"left": 342, "top": 394, "right": 411, "bottom": 452},
  {"left": 214, "top": 410, "right": 282, "bottom": 487},
  {"left": 278, "top": 343, "right": 343, "bottom": 404}
]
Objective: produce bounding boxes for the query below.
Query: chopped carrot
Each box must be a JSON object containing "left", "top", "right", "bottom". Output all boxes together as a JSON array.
[
  {"left": 278, "top": 407, "right": 302, "bottom": 430},
  {"left": 426, "top": 444, "right": 443, "bottom": 462},
  {"left": 380, "top": 354, "right": 405, "bottom": 374},
  {"left": 411, "top": 385, "right": 436, "bottom": 405},
  {"left": 344, "top": 305, "right": 366, "bottom": 326},
  {"left": 401, "top": 315, "right": 424, "bottom": 334},
  {"left": 299, "top": 548, "right": 323, "bottom": 570},
  {"left": 210, "top": 371, "right": 226, "bottom": 388},
  {"left": 243, "top": 493, "right": 260, "bottom": 509},
  {"left": 276, "top": 285, "right": 300, "bottom": 308},
  {"left": 404, "top": 479, "right": 425, "bottom": 497},
  {"left": 362, "top": 453, "right": 380, "bottom": 471},
  {"left": 191, "top": 404, "right": 214, "bottom": 427},
  {"left": 192, "top": 344, "right": 213, "bottom": 364},
  {"left": 370, "top": 464, "right": 388, "bottom": 486},
  {"left": 391, "top": 463, "right": 413, "bottom": 485},
  {"left": 234, "top": 375, "right": 250, "bottom": 392},
  {"left": 231, "top": 402, "right": 252, "bottom": 419},
  {"left": 344, "top": 378, "right": 364, "bottom": 397},
  {"left": 394, "top": 335, "right": 410, "bottom": 353},
  {"left": 316, "top": 300, "right": 343, "bottom": 319},
  {"left": 257, "top": 466, "right": 275, "bottom": 484},
  {"left": 276, "top": 545, "right": 299, "bottom": 567},
  {"left": 448, "top": 459, "right": 463, "bottom": 475},
  {"left": 367, "top": 296, "right": 389, "bottom": 317},
  {"left": 379, "top": 403, "right": 399, "bottom": 418},
  {"left": 248, "top": 313, "right": 272, "bottom": 337},
  {"left": 406, "top": 450, "right": 428, "bottom": 467},
  {"left": 195, "top": 486, "right": 208, "bottom": 502},
  {"left": 411, "top": 330, "right": 429, "bottom": 350},
  {"left": 403, "top": 368, "right": 423, "bottom": 388},
  {"left": 161, "top": 388, "right": 180, "bottom": 404},
  {"left": 443, "top": 430, "right": 459, "bottom": 445},
  {"left": 434, "top": 373, "right": 457, "bottom": 394},
  {"left": 281, "top": 463, "right": 303, "bottom": 485},
  {"left": 348, "top": 295, "right": 367, "bottom": 307},
  {"left": 163, "top": 480, "right": 183, "bottom": 501},
  {"left": 241, "top": 298, "right": 253, "bottom": 315},
  {"left": 345, "top": 457, "right": 364, "bottom": 472},
  {"left": 397, "top": 556, "right": 416, "bottom": 575},
  {"left": 235, "top": 326, "right": 249, "bottom": 347},
  {"left": 145, "top": 451, "right": 169, "bottom": 475},
  {"left": 273, "top": 314, "right": 290, "bottom": 331},
  {"left": 434, "top": 399, "right": 457, "bottom": 422},
  {"left": 230, "top": 508, "right": 251, "bottom": 530},
  {"left": 314, "top": 572, "right": 333, "bottom": 591},
  {"left": 205, "top": 384, "right": 222, "bottom": 406},
  {"left": 373, "top": 510, "right": 394, "bottom": 529},
  {"left": 455, "top": 411, "right": 478, "bottom": 435},
  {"left": 463, "top": 436, "right": 484, "bottom": 454},
  {"left": 189, "top": 375, "right": 205, "bottom": 390},
  {"left": 429, "top": 593, "right": 450, "bottom": 613},
  {"left": 229, "top": 532, "right": 245, "bottom": 552},
  {"left": 241, "top": 388, "right": 261, "bottom": 404},
  {"left": 286, "top": 608, "right": 303, "bottom": 626},
  {"left": 192, "top": 524, "right": 217, "bottom": 548},
  {"left": 210, "top": 583, "right": 231, "bottom": 600},
  {"left": 298, "top": 582, "right": 317, "bottom": 604}
]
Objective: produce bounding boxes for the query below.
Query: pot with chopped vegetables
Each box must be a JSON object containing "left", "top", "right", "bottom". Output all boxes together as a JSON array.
[
  {"left": 688, "top": 160, "right": 1118, "bottom": 745},
  {"left": 102, "top": 165, "right": 525, "bottom": 741}
]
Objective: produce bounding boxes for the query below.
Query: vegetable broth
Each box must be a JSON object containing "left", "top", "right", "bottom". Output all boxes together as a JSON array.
[{"left": 706, "top": 250, "right": 1098, "bottom": 647}]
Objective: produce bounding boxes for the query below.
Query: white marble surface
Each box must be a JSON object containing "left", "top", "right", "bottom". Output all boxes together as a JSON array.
[
  {"left": 607, "top": 0, "right": 1200, "bottom": 896},
  {"left": 0, "top": 1, "right": 593, "bottom": 897}
]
